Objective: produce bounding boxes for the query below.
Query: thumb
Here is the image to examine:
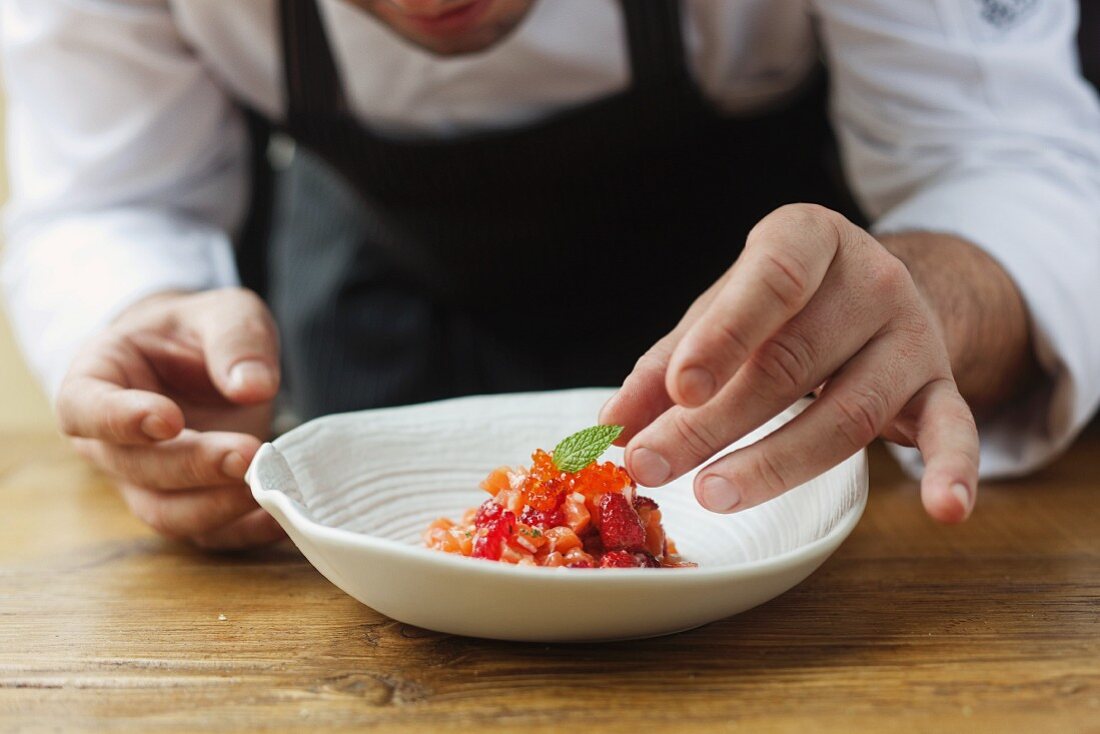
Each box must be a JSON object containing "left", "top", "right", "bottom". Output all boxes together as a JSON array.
[{"left": 193, "top": 288, "right": 281, "bottom": 404}]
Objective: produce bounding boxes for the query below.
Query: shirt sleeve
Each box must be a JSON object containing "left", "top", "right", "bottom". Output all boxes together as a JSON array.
[
  {"left": 0, "top": 0, "right": 249, "bottom": 396},
  {"left": 813, "top": 0, "right": 1100, "bottom": 478}
]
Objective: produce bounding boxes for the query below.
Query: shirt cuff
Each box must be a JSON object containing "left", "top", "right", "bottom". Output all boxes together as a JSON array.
[
  {"left": 871, "top": 170, "right": 1100, "bottom": 479},
  {"left": 1, "top": 209, "right": 240, "bottom": 397}
]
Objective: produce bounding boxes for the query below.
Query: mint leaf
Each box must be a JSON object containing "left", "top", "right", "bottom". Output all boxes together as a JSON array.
[{"left": 551, "top": 424, "right": 624, "bottom": 473}]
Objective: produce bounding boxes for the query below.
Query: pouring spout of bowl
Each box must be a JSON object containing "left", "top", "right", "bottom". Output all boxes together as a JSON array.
[{"left": 247, "top": 443, "right": 307, "bottom": 509}]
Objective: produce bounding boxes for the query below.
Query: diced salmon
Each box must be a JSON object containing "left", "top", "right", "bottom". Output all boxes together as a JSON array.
[
  {"left": 563, "top": 547, "right": 596, "bottom": 566},
  {"left": 500, "top": 543, "right": 534, "bottom": 565},
  {"left": 426, "top": 518, "right": 454, "bottom": 532},
  {"left": 564, "top": 492, "right": 591, "bottom": 534},
  {"left": 540, "top": 551, "right": 565, "bottom": 567},
  {"left": 643, "top": 508, "right": 665, "bottom": 557},
  {"left": 424, "top": 527, "right": 463, "bottom": 553},
  {"left": 544, "top": 526, "right": 582, "bottom": 554},
  {"left": 479, "top": 466, "right": 514, "bottom": 496},
  {"left": 513, "top": 523, "right": 547, "bottom": 553},
  {"left": 496, "top": 488, "right": 526, "bottom": 514},
  {"left": 448, "top": 526, "right": 474, "bottom": 555}
]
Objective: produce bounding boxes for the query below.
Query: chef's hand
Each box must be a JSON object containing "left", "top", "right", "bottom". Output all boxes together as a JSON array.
[
  {"left": 602, "top": 204, "right": 988, "bottom": 524},
  {"left": 55, "top": 288, "right": 285, "bottom": 549}
]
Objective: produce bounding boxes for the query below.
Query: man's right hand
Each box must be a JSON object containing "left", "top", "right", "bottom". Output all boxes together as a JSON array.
[{"left": 55, "top": 288, "right": 286, "bottom": 549}]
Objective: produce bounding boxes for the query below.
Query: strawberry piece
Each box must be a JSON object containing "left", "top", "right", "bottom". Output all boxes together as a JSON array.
[
  {"left": 520, "top": 504, "right": 565, "bottom": 529},
  {"left": 633, "top": 495, "right": 659, "bottom": 512},
  {"left": 473, "top": 499, "right": 504, "bottom": 529},
  {"left": 472, "top": 509, "right": 516, "bottom": 560},
  {"left": 598, "top": 550, "right": 640, "bottom": 568},
  {"left": 598, "top": 550, "right": 661, "bottom": 568},
  {"left": 595, "top": 492, "right": 646, "bottom": 551}
]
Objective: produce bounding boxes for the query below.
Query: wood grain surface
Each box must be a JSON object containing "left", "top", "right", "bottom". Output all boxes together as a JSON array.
[{"left": 1, "top": 429, "right": 1098, "bottom": 733}]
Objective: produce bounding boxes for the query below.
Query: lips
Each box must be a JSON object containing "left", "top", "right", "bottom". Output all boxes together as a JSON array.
[{"left": 403, "top": 0, "right": 494, "bottom": 38}]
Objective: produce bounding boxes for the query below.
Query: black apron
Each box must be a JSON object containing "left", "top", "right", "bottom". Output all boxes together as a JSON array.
[{"left": 261, "top": 0, "right": 858, "bottom": 420}]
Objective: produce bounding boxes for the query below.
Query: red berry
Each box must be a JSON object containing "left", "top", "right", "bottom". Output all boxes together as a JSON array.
[
  {"left": 520, "top": 502, "right": 566, "bottom": 529},
  {"left": 473, "top": 499, "right": 504, "bottom": 529},
  {"left": 598, "top": 550, "right": 640, "bottom": 568},
  {"left": 472, "top": 509, "right": 516, "bottom": 560},
  {"left": 597, "top": 550, "right": 661, "bottom": 568},
  {"left": 582, "top": 531, "right": 605, "bottom": 557},
  {"left": 565, "top": 560, "right": 594, "bottom": 569},
  {"left": 595, "top": 493, "right": 646, "bottom": 551},
  {"left": 633, "top": 495, "right": 659, "bottom": 512}
]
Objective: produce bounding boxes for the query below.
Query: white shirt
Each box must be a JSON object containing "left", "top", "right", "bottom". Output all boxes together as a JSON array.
[{"left": 2, "top": 0, "right": 1099, "bottom": 479}]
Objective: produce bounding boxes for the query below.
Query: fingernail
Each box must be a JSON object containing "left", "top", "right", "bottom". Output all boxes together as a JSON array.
[
  {"left": 222, "top": 451, "right": 250, "bottom": 481},
  {"left": 141, "top": 414, "right": 174, "bottom": 441},
  {"left": 677, "top": 367, "right": 716, "bottom": 405},
  {"left": 630, "top": 448, "right": 671, "bottom": 486},
  {"left": 700, "top": 475, "right": 742, "bottom": 513},
  {"left": 951, "top": 482, "right": 972, "bottom": 516},
  {"left": 229, "top": 360, "right": 274, "bottom": 394}
]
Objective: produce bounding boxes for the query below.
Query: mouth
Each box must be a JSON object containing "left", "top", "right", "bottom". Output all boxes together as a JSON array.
[{"left": 402, "top": 0, "right": 494, "bottom": 38}]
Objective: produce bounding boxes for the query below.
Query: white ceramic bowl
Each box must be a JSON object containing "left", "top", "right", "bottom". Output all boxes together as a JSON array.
[{"left": 247, "top": 388, "right": 866, "bottom": 642}]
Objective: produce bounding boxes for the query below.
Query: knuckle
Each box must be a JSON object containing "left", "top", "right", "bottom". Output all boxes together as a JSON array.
[
  {"left": 752, "top": 203, "right": 845, "bottom": 246},
  {"left": 669, "top": 411, "right": 724, "bottom": 459},
  {"left": 835, "top": 387, "right": 890, "bottom": 448},
  {"left": 759, "top": 251, "right": 810, "bottom": 311},
  {"left": 891, "top": 310, "right": 934, "bottom": 350},
  {"left": 743, "top": 450, "right": 790, "bottom": 499},
  {"left": 933, "top": 380, "right": 979, "bottom": 433},
  {"left": 225, "top": 287, "right": 267, "bottom": 316},
  {"left": 774, "top": 202, "right": 837, "bottom": 231},
  {"left": 632, "top": 348, "right": 667, "bottom": 377},
  {"left": 867, "top": 253, "right": 912, "bottom": 300},
  {"left": 103, "top": 409, "right": 136, "bottom": 442},
  {"left": 749, "top": 332, "right": 816, "bottom": 394},
  {"left": 947, "top": 408, "right": 979, "bottom": 441},
  {"left": 704, "top": 319, "right": 752, "bottom": 368},
  {"left": 179, "top": 447, "right": 217, "bottom": 486}
]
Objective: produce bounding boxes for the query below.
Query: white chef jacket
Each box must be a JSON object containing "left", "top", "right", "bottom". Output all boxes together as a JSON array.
[{"left": 2, "top": 0, "right": 1099, "bottom": 479}]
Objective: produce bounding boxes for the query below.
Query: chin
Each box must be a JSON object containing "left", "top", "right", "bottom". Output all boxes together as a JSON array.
[
  {"left": 367, "top": 0, "right": 534, "bottom": 57},
  {"left": 403, "top": 28, "right": 512, "bottom": 56}
]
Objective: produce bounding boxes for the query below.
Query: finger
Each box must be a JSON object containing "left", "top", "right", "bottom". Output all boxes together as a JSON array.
[
  {"left": 56, "top": 343, "right": 185, "bottom": 444},
  {"left": 600, "top": 271, "right": 730, "bottom": 444},
  {"left": 76, "top": 429, "right": 261, "bottom": 490},
  {"left": 599, "top": 332, "right": 681, "bottom": 446},
  {"left": 693, "top": 331, "right": 931, "bottom": 513},
  {"left": 666, "top": 204, "right": 847, "bottom": 407},
  {"left": 907, "top": 379, "right": 980, "bottom": 524},
  {"left": 193, "top": 289, "right": 280, "bottom": 404},
  {"left": 118, "top": 481, "right": 264, "bottom": 540},
  {"left": 57, "top": 376, "right": 185, "bottom": 444},
  {"left": 624, "top": 256, "right": 892, "bottom": 486},
  {"left": 192, "top": 508, "right": 287, "bottom": 550}
]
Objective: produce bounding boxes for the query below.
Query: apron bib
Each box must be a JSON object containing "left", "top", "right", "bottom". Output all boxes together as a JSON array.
[{"left": 264, "top": 0, "right": 857, "bottom": 420}]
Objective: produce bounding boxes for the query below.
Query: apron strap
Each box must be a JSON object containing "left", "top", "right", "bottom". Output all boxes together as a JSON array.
[
  {"left": 279, "top": 0, "right": 349, "bottom": 138},
  {"left": 620, "top": 0, "right": 691, "bottom": 93},
  {"left": 277, "top": 0, "right": 692, "bottom": 137}
]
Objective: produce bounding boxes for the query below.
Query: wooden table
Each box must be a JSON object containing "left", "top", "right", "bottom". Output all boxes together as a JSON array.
[{"left": 1, "top": 429, "right": 1098, "bottom": 733}]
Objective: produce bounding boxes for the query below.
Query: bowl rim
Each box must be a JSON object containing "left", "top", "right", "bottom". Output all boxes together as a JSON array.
[{"left": 250, "top": 443, "right": 868, "bottom": 583}]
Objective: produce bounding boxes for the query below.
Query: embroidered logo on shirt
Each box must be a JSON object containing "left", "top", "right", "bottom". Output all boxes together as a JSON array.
[{"left": 977, "top": 0, "right": 1038, "bottom": 30}]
